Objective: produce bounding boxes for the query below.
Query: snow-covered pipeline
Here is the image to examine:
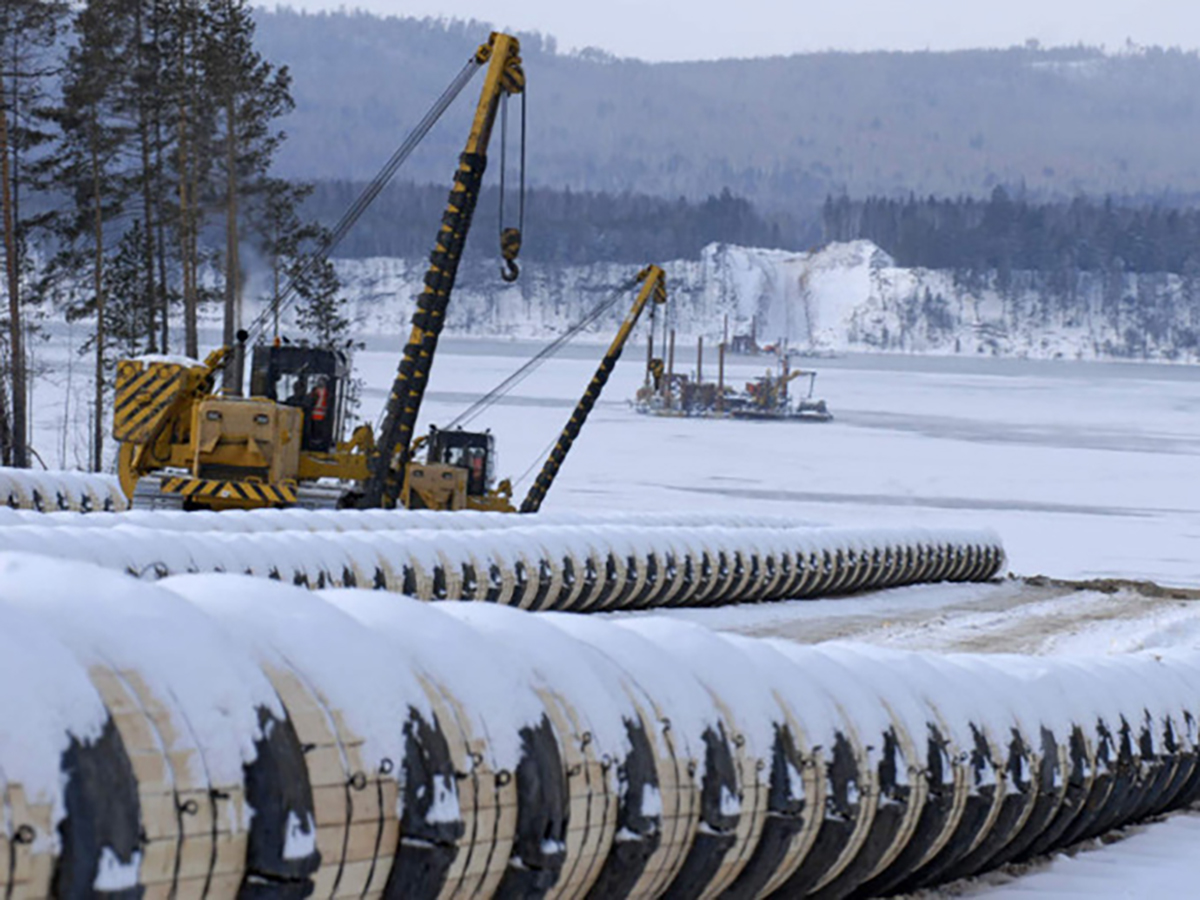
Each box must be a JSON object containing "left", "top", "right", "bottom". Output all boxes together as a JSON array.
[
  {"left": 5, "top": 552, "right": 1200, "bottom": 899},
  {"left": 0, "top": 516, "right": 1005, "bottom": 609},
  {"left": 0, "top": 468, "right": 126, "bottom": 513}
]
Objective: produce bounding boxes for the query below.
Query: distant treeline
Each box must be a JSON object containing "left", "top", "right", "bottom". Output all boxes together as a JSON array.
[
  {"left": 307, "top": 182, "right": 818, "bottom": 263},
  {"left": 823, "top": 188, "right": 1200, "bottom": 277}
]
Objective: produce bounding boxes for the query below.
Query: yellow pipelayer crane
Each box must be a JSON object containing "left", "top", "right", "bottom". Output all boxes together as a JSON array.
[
  {"left": 518, "top": 265, "right": 666, "bottom": 513},
  {"left": 114, "top": 32, "right": 524, "bottom": 511},
  {"left": 113, "top": 33, "right": 666, "bottom": 513}
]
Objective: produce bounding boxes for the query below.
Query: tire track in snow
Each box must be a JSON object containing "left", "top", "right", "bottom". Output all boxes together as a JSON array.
[{"left": 655, "top": 580, "right": 1200, "bottom": 658}]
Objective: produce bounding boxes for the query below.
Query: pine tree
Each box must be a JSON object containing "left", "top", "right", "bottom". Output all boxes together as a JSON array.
[
  {"left": 0, "top": 0, "right": 68, "bottom": 467},
  {"left": 166, "top": 0, "right": 215, "bottom": 358},
  {"left": 292, "top": 250, "right": 348, "bottom": 348},
  {"left": 102, "top": 220, "right": 156, "bottom": 358},
  {"left": 202, "top": 0, "right": 293, "bottom": 386},
  {"left": 41, "top": 0, "right": 136, "bottom": 471}
]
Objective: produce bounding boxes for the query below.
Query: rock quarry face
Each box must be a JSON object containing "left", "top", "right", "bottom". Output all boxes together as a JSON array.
[
  {"left": 321, "top": 241, "right": 889, "bottom": 351},
  {"left": 240, "top": 239, "right": 1196, "bottom": 362}
]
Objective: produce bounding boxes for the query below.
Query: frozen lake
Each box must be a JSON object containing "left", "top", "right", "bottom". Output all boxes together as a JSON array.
[
  {"left": 26, "top": 325, "right": 1200, "bottom": 583},
  {"left": 350, "top": 338, "right": 1200, "bottom": 586}
]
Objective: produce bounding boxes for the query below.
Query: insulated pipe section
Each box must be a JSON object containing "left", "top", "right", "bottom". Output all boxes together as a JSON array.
[
  {"left": 4, "top": 553, "right": 1200, "bottom": 899},
  {"left": 0, "top": 468, "right": 127, "bottom": 513},
  {"left": 0, "top": 522, "right": 1006, "bottom": 609},
  {"left": 0, "top": 507, "right": 825, "bottom": 531}
]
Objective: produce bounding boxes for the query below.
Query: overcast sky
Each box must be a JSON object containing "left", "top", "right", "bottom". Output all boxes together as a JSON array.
[{"left": 268, "top": 0, "right": 1200, "bottom": 60}]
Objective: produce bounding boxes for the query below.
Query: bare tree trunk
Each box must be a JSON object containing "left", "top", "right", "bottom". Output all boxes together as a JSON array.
[
  {"left": 178, "top": 35, "right": 197, "bottom": 358},
  {"left": 135, "top": 1, "right": 158, "bottom": 352},
  {"left": 0, "top": 342, "right": 13, "bottom": 467},
  {"left": 223, "top": 93, "right": 240, "bottom": 390},
  {"left": 0, "top": 102, "right": 25, "bottom": 468},
  {"left": 179, "top": 118, "right": 196, "bottom": 356},
  {"left": 152, "top": 0, "right": 170, "bottom": 352},
  {"left": 7, "top": 29, "right": 27, "bottom": 461},
  {"left": 155, "top": 103, "right": 170, "bottom": 352},
  {"left": 272, "top": 238, "right": 279, "bottom": 338},
  {"left": 90, "top": 141, "right": 105, "bottom": 473}
]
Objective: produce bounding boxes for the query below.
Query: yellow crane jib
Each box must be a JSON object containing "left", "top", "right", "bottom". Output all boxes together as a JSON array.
[
  {"left": 362, "top": 32, "right": 525, "bottom": 509},
  {"left": 110, "top": 32, "right": 542, "bottom": 512},
  {"left": 520, "top": 265, "right": 668, "bottom": 514}
]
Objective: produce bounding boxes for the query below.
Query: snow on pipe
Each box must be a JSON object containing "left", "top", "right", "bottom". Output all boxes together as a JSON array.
[
  {"left": 3, "top": 553, "right": 1200, "bottom": 900},
  {"left": 0, "top": 521, "right": 1005, "bottom": 607},
  {"left": 0, "top": 468, "right": 127, "bottom": 514},
  {"left": 0, "top": 506, "right": 820, "bottom": 531}
]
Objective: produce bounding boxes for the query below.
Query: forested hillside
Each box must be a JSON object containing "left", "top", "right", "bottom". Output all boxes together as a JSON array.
[
  {"left": 823, "top": 189, "right": 1200, "bottom": 276},
  {"left": 256, "top": 7, "right": 1200, "bottom": 212},
  {"left": 303, "top": 182, "right": 811, "bottom": 262}
]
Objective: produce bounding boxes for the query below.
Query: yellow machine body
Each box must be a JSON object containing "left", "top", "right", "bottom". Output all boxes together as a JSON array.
[
  {"left": 114, "top": 352, "right": 224, "bottom": 503},
  {"left": 402, "top": 464, "right": 517, "bottom": 512},
  {"left": 114, "top": 351, "right": 372, "bottom": 511},
  {"left": 159, "top": 396, "right": 304, "bottom": 510},
  {"left": 402, "top": 463, "right": 470, "bottom": 511}
]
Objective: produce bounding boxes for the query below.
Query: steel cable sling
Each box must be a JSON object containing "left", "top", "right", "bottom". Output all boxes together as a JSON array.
[
  {"left": 438, "top": 274, "right": 641, "bottom": 432},
  {"left": 246, "top": 57, "right": 484, "bottom": 344},
  {"left": 497, "top": 89, "right": 527, "bottom": 278}
]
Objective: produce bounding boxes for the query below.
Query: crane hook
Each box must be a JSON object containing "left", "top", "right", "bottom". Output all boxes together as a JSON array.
[{"left": 500, "top": 226, "right": 522, "bottom": 282}]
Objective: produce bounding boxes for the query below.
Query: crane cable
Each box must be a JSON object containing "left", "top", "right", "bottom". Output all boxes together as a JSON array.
[
  {"left": 512, "top": 285, "right": 661, "bottom": 490},
  {"left": 440, "top": 274, "right": 641, "bottom": 432},
  {"left": 246, "top": 56, "right": 483, "bottom": 344},
  {"left": 497, "top": 90, "right": 527, "bottom": 264},
  {"left": 508, "top": 297, "right": 662, "bottom": 494}
]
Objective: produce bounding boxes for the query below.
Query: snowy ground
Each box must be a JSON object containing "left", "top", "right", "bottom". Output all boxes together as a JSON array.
[{"left": 25, "top": 330, "right": 1200, "bottom": 896}]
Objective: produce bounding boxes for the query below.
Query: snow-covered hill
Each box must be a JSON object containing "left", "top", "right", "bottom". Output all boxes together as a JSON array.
[{"left": 321, "top": 240, "right": 1200, "bottom": 363}]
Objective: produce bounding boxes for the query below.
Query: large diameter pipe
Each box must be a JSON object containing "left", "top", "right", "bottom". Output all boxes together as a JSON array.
[
  {"left": 0, "top": 522, "right": 1006, "bottom": 610},
  {"left": 2, "top": 552, "right": 1198, "bottom": 900}
]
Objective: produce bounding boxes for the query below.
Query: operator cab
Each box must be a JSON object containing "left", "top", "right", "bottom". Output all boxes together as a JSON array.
[
  {"left": 425, "top": 426, "right": 496, "bottom": 496},
  {"left": 250, "top": 344, "right": 350, "bottom": 452}
]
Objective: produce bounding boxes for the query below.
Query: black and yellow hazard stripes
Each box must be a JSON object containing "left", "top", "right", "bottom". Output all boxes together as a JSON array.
[
  {"left": 161, "top": 476, "right": 297, "bottom": 508},
  {"left": 362, "top": 34, "right": 524, "bottom": 510},
  {"left": 113, "top": 361, "right": 190, "bottom": 444},
  {"left": 363, "top": 150, "right": 489, "bottom": 509}
]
